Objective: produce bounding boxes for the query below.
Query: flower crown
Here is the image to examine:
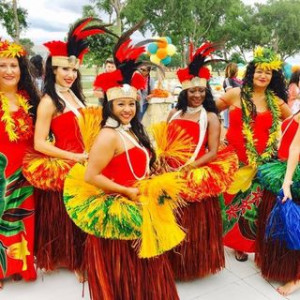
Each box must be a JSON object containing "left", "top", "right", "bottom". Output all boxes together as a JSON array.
[
  {"left": 253, "top": 46, "right": 282, "bottom": 71},
  {"left": 0, "top": 39, "right": 26, "bottom": 58}
]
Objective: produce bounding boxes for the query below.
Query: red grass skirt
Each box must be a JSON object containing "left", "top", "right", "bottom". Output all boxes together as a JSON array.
[
  {"left": 168, "top": 197, "right": 224, "bottom": 281},
  {"left": 34, "top": 189, "right": 86, "bottom": 271},
  {"left": 255, "top": 190, "right": 300, "bottom": 281},
  {"left": 86, "top": 236, "right": 179, "bottom": 300}
]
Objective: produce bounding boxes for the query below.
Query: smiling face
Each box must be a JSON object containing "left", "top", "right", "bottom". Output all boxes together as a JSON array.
[
  {"left": 0, "top": 57, "right": 20, "bottom": 90},
  {"left": 112, "top": 97, "right": 136, "bottom": 125},
  {"left": 187, "top": 86, "right": 206, "bottom": 107},
  {"left": 253, "top": 67, "right": 272, "bottom": 89},
  {"left": 54, "top": 66, "right": 78, "bottom": 88}
]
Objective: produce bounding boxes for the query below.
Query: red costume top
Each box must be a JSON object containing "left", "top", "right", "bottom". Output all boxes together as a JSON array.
[
  {"left": 169, "top": 119, "right": 207, "bottom": 167},
  {"left": 51, "top": 111, "right": 84, "bottom": 153},
  {"left": 226, "top": 107, "right": 273, "bottom": 164},
  {"left": 102, "top": 146, "right": 148, "bottom": 186}
]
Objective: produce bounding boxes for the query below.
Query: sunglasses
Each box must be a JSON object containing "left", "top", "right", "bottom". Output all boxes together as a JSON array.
[{"left": 140, "top": 68, "right": 148, "bottom": 72}]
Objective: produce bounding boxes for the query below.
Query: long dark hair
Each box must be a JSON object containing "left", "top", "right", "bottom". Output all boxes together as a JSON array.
[
  {"left": 43, "top": 56, "right": 86, "bottom": 112},
  {"left": 289, "top": 70, "right": 300, "bottom": 86},
  {"left": 176, "top": 85, "right": 218, "bottom": 115},
  {"left": 17, "top": 56, "right": 40, "bottom": 119},
  {"left": 241, "top": 62, "right": 288, "bottom": 116},
  {"left": 101, "top": 95, "right": 156, "bottom": 168}
]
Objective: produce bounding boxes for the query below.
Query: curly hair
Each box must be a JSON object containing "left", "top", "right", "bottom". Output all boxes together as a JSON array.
[
  {"left": 101, "top": 95, "right": 156, "bottom": 168},
  {"left": 17, "top": 56, "right": 40, "bottom": 120},
  {"left": 241, "top": 62, "right": 288, "bottom": 116},
  {"left": 175, "top": 85, "right": 218, "bottom": 115},
  {"left": 43, "top": 57, "right": 86, "bottom": 112}
]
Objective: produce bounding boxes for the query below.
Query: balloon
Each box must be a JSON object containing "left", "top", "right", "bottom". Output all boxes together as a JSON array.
[
  {"left": 161, "top": 56, "right": 172, "bottom": 65},
  {"left": 156, "top": 48, "right": 168, "bottom": 59},
  {"left": 166, "top": 36, "right": 172, "bottom": 44},
  {"left": 157, "top": 38, "right": 168, "bottom": 48},
  {"left": 150, "top": 54, "right": 161, "bottom": 64},
  {"left": 166, "top": 44, "right": 176, "bottom": 56},
  {"left": 148, "top": 43, "right": 158, "bottom": 54}
]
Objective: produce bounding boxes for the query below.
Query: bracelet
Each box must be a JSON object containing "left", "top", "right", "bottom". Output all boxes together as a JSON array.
[{"left": 283, "top": 181, "right": 293, "bottom": 186}]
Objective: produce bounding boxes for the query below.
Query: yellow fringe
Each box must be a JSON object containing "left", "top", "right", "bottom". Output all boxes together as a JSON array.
[
  {"left": 77, "top": 106, "right": 103, "bottom": 152},
  {"left": 150, "top": 121, "right": 195, "bottom": 169}
]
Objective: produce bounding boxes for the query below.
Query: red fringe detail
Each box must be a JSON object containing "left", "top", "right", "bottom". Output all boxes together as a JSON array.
[
  {"left": 255, "top": 190, "right": 300, "bottom": 281},
  {"left": 168, "top": 198, "right": 224, "bottom": 281},
  {"left": 176, "top": 68, "right": 193, "bottom": 83},
  {"left": 43, "top": 41, "right": 68, "bottom": 57},
  {"left": 198, "top": 67, "right": 210, "bottom": 80},
  {"left": 93, "top": 70, "right": 123, "bottom": 92},
  {"left": 34, "top": 189, "right": 86, "bottom": 271},
  {"left": 131, "top": 72, "right": 146, "bottom": 90},
  {"left": 86, "top": 236, "right": 179, "bottom": 300}
]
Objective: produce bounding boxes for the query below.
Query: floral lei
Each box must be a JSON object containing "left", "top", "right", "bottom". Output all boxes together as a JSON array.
[
  {"left": 0, "top": 91, "right": 33, "bottom": 142},
  {"left": 241, "top": 87, "right": 280, "bottom": 168}
]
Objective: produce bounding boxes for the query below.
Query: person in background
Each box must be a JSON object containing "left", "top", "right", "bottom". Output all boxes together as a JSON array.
[
  {"left": 222, "top": 62, "right": 242, "bottom": 130},
  {"left": 138, "top": 66, "right": 155, "bottom": 120},
  {"left": 0, "top": 38, "right": 39, "bottom": 288},
  {"left": 30, "top": 54, "right": 44, "bottom": 92},
  {"left": 93, "top": 57, "right": 116, "bottom": 105},
  {"left": 287, "top": 70, "right": 300, "bottom": 113}
]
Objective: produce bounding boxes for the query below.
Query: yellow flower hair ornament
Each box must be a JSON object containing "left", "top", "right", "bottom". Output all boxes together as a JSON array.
[
  {"left": 253, "top": 46, "right": 282, "bottom": 71},
  {"left": 0, "top": 39, "right": 26, "bottom": 58}
]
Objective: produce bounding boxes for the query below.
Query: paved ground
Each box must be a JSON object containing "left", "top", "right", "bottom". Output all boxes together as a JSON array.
[{"left": 1, "top": 247, "right": 299, "bottom": 300}]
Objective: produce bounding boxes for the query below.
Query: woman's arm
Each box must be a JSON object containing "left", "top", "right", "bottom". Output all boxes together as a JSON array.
[
  {"left": 278, "top": 98, "right": 292, "bottom": 120},
  {"left": 282, "top": 120, "right": 300, "bottom": 201},
  {"left": 34, "top": 95, "right": 87, "bottom": 162},
  {"left": 215, "top": 87, "right": 240, "bottom": 112},
  {"left": 185, "top": 113, "right": 220, "bottom": 169},
  {"left": 84, "top": 129, "right": 139, "bottom": 200}
]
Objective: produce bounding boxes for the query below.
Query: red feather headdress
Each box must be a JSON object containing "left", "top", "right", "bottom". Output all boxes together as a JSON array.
[
  {"left": 177, "top": 41, "right": 224, "bottom": 90},
  {"left": 94, "top": 20, "right": 162, "bottom": 101},
  {"left": 43, "top": 18, "right": 116, "bottom": 69}
]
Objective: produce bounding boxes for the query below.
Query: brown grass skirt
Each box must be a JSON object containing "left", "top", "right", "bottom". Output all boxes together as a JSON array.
[
  {"left": 34, "top": 189, "right": 86, "bottom": 271},
  {"left": 86, "top": 236, "right": 179, "bottom": 300},
  {"left": 168, "top": 197, "right": 224, "bottom": 281},
  {"left": 255, "top": 190, "right": 300, "bottom": 282}
]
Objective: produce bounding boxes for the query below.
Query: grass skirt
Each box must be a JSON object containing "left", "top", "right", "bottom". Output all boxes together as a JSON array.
[
  {"left": 85, "top": 236, "right": 179, "bottom": 300},
  {"left": 34, "top": 189, "right": 86, "bottom": 271},
  {"left": 168, "top": 197, "right": 224, "bottom": 281},
  {"left": 255, "top": 190, "right": 300, "bottom": 281}
]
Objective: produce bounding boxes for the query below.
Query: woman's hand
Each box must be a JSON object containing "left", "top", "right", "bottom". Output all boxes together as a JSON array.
[
  {"left": 71, "top": 152, "right": 89, "bottom": 163},
  {"left": 180, "top": 162, "right": 196, "bottom": 173},
  {"left": 124, "top": 187, "right": 140, "bottom": 201},
  {"left": 282, "top": 181, "right": 293, "bottom": 202}
]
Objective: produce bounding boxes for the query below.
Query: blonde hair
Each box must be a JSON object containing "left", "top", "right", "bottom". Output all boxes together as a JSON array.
[{"left": 225, "top": 62, "right": 238, "bottom": 78}]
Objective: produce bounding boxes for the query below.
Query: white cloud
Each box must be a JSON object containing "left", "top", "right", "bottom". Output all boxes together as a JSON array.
[{"left": 0, "top": 0, "right": 91, "bottom": 45}]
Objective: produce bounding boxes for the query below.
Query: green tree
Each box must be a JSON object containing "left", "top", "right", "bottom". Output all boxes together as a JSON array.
[
  {"left": 256, "top": 0, "right": 300, "bottom": 60},
  {"left": 90, "top": 0, "right": 126, "bottom": 35},
  {"left": 0, "top": 0, "right": 27, "bottom": 41},
  {"left": 19, "top": 38, "right": 34, "bottom": 56},
  {"left": 81, "top": 5, "right": 118, "bottom": 71}
]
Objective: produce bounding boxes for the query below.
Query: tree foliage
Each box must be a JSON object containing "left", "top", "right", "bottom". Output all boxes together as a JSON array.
[{"left": 0, "top": 0, "right": 28, "bottom": 41}]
